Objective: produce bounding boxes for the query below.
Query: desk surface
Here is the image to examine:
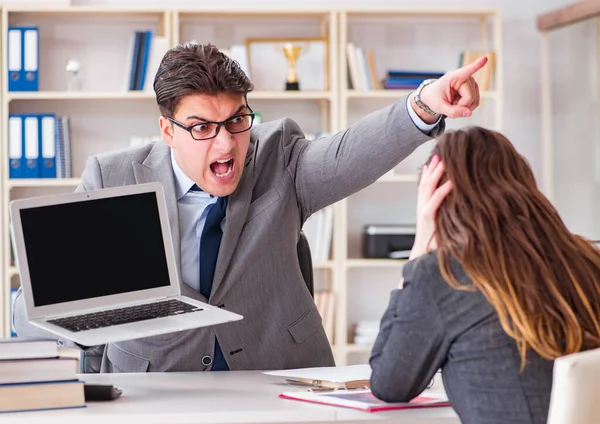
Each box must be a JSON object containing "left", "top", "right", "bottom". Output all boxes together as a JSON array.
[{"left": 1, "top": 371, "right": 459, "bottom": 424}]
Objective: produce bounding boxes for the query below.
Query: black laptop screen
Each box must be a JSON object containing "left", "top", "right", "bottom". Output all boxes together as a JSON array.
[{"left": 19, "top": 192, "right": 171, "bottom": 307}]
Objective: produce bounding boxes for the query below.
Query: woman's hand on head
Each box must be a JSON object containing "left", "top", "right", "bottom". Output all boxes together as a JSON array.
[{"left": 409, "top": 155, "right": 453, "bottom": 261}]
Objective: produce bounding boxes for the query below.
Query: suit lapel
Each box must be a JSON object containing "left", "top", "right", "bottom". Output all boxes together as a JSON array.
[
  {"left": 211, "top": 139, "right": 257, "bottom": 302},
  {"left": 131, "top": 143, "right": 182, "bottom": 274}
]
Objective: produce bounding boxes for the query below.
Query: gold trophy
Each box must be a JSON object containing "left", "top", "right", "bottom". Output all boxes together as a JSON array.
[{"left": 282, "top": 43, "right": 302, "bottom": 91}]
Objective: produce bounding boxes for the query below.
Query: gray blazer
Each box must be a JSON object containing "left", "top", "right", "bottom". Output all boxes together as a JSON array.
[
  {"left": 369, "top": 252, "right": 554, "bottom": 424},
  {"left": 13, "top": 98, "right": 443, "bottom": 373}
]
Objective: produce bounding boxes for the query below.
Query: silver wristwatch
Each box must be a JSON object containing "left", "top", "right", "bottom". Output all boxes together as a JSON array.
[{"left": 412, "top": 78, "right": 439, "bottom": 117}]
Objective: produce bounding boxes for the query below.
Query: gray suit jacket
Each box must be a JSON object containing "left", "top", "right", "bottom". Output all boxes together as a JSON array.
[
  {"left": 369, "top": 252, "right": 554, "bottom": 424},
  {"left": 13, "top": 98, "right": 443, "bottom": 372}
]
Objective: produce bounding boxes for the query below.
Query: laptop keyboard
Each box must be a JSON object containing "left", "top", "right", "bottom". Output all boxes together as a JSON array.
[{"left": 48, "top": 299, "right": 203, "bottom": 333}]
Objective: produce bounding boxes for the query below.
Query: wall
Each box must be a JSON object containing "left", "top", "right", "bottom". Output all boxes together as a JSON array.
[{"left": 71, "top": 0, "right": 599, "bottom": 238}]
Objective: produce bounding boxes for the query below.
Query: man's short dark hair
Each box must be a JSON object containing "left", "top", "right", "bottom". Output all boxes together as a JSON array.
[{"left": 154, "top": 43, "right": 254, "bottom": 117}]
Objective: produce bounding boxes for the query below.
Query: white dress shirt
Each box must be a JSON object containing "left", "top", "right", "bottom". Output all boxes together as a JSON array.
[{"left": 171, "top": 154, "right": 225, "bottom": 292}]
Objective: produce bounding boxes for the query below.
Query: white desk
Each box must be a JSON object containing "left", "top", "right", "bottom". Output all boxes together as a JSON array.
[{"left": 1, "top": 371, "right": 460, "bottom": 424}]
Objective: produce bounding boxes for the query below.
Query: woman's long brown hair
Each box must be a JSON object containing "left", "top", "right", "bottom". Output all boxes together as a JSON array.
[{"left": 431, "top": 126, "right": 600, "bottom": 367}]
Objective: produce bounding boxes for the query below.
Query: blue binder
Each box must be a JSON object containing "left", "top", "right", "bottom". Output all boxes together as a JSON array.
[
  {"left": 39, "top": 114, "right": 56, "bottom": 178},
  {"left": 23, "top": 114, "right": 40, "bottom": 178},
  {"left": 7, "top": 27, "right": 38, "bottom": 92},
  {"left": 8, "top": 115, "right": 24, "bottom": 178}
]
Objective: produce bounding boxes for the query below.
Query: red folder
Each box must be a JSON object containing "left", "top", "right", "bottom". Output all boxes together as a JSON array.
[{"left": 279, "top": 389, "right": 450, "bottom": 412}]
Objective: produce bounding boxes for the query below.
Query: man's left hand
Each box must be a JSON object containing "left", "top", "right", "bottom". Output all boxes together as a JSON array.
[{"left": 415, "top": 56, "right": 488, "bottom": 121}]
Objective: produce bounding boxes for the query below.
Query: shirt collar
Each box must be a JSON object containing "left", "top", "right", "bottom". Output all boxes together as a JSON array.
[{"left": 170, "top": 150, "right": 202, "bottom": 200}]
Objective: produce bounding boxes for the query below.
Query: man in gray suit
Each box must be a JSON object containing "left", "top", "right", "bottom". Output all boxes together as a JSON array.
[{"left": 13, "top": 44, "right": 486, "bottom": 372}]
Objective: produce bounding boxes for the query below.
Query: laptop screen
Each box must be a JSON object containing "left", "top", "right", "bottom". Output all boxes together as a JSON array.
[{"left": 18, "top": 192, "right": 171, "bottom": 307}]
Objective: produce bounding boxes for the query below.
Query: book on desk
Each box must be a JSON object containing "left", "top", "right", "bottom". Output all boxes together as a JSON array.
[{"left": 0, "top": 338, "right": 85, "bottom": 413}]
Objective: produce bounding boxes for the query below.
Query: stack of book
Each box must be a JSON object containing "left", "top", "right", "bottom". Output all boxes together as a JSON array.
[
  {"left": 125, "top": 30, "right": 169, "bottom": 92},
  {"left": 383, "top": 70, "right": 445, "bottom": 90},
  {"left": 0, "top": 338, "right": 85, "bottom": 413}
]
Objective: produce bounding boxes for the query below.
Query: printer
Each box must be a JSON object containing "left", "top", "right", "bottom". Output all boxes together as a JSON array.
[{"left": 363, "top": 225, "right": 416, "bottom": 259}]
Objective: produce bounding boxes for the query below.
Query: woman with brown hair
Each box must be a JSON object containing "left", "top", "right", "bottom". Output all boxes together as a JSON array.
[{"left": 369, "top": 126, "right": 600, "bottom": 424}]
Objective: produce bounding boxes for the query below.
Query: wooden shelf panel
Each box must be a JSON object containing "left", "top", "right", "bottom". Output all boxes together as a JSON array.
[
  {"left": 6, "top": 91, "right": 156, "bottom": 101},
  {"left": 8, "top": 179, "right": 82, "bottom": 189},
  {"left": 4, "top": 6, "right": 168, "bottom": 17},
  {"left": 249, "top": 91, "right": 333, "bottom": 101},
  {"left": 176, "top": 8, "right": 332, "bottom": 18},
  {"left": 537, "top": 0, "right": 600, "bottom": 32},
  {"left": 314, "top": 261, "right": 335, "bottom": 270},
  {"left": 376, "top": 174, "right": 419, "bottom": 183},
  {"left": 345, "top": 90, "right": 498, "bottom": 100},
  {"left": 345, "top": 8, "right": 498, "bottom": 18},
  {"left": 346, "top": 259, "right": 407, "bottom": 268},
  {"left": 344, "top": 344, "right": 373, "bottom": 353},
  {"left": 6, "top": 91, "right": 333, "bottom": 102}
]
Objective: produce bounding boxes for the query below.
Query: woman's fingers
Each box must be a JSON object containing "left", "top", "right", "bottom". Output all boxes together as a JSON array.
[{"left": 427, "top": 180, "right": 453, "bottom": 216}]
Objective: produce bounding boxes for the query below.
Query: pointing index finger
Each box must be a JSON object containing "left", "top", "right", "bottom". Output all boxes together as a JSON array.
[{"left": 453, "top": 56, "right": 488, "bottom": 82}]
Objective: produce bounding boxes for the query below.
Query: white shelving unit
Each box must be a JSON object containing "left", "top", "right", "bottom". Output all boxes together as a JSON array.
[
  {"left": 0, "top": 6, "right": 174, "bottom": 338},
  {"left": 0, "top": 6, "right": 503, "bottom": 367},
  {"left": 334, "top": 8, "right": 503, "bottom": 364}
]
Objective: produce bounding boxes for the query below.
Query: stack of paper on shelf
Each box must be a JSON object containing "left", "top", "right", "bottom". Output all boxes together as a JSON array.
[
  {"left": 0, "top": 338, "right": 85, "bottom": 413},
  {"left": 353, "top": 320, "right": 379, "bottom": 346}
]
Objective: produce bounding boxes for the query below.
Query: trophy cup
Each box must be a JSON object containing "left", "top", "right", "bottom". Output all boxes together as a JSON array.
[{"left": 282, "top": 43, "right": 302, "bottom": 91}]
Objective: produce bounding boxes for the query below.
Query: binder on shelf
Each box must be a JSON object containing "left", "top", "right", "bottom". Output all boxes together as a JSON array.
[
  {"left": 7, "top": 27, "right": 39, "bottom": 92},
  {"left": 23, "top": 115, "right": 40, "bottom": 178},
  {"left": 7, "top": 28, "right": 22, "bottom": 91},
  {"left": 40, "top": 114, "right": 57, "bottom": 178},
  {"left": 8, "top": 115, "right": 24, "bottom": 178}
]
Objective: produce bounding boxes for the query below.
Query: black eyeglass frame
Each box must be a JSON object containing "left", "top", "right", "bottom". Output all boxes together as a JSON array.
[{"left": 166, "top": 105, "right": 255, "bottom": 141}]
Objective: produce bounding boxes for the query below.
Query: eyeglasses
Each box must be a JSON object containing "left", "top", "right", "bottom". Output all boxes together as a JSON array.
[{"left": 167, "top": 105, "right": 255, "bottom": 141}]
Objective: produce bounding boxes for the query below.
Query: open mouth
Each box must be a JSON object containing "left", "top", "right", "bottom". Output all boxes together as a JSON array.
[{"left": 210, "top": 157, "right": 234, "bottom": 179}]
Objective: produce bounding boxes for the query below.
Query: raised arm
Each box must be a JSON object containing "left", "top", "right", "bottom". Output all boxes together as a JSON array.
[
  {"left": 293, "top": 98, "right": 437, "bottom": 216},
  {"left": 294, "top": 56, "right": 488, "bottom": 216}
]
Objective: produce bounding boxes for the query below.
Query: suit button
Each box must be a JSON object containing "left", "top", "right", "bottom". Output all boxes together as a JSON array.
[{"left": 201, "top": 355, "right": 213, "bottom": 366}]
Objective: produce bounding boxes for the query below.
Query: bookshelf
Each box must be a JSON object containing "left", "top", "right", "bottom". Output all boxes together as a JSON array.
[
  {"left": 334, "top": 8, "right": 503, "bottom": 364},
  {"left": 0, "top": 6, "right": 503, "bottom": 367}
]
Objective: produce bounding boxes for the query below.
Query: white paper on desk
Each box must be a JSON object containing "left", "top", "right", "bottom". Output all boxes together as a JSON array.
[{"left": 263, "top": 364, "right": 371, "bottom": 383}]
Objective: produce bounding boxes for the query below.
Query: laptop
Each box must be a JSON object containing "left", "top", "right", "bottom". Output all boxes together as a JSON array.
[{"left": 9, "top": 182, "right": 243, "bottom": 346}]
